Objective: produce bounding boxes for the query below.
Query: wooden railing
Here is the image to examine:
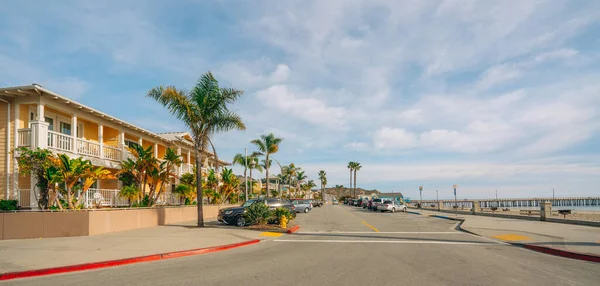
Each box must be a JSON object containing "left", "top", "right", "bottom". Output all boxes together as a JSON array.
[
  {"left": 76, "top": 138, "right": 101, "bottom": 157},
  {"left": 47, "top": 130, "right": 73, "bottom": 151},
  {"left": 103, "top": 145, "right": 121, "bottom": 161},
  {"left": 17, "top": 128, "right": 31, "bottom": 147},
  {"left": 19, "top": 189, "right": 31, "bottom": 208}
]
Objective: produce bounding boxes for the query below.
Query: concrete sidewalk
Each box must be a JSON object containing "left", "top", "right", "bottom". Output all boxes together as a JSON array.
[
  {"left": 413, "top": 209, "right": 600, "bottom": 257},
  {"left": 0, "top": 220, "right": 265, "bottom": 274}
]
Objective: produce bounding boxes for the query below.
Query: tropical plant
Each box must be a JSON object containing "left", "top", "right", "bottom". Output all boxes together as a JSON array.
[
  {"left": 318, "top": 170, "right": 327, "bottom": 201},
  {"left": 220, "top": 167, "right": 239, "bottom": 203},
  {"left": 273, "top": 207, "right": 293, "bottom": 223},
  {"left": 244, "top": 201, "right": 272, "bottom": 226},
  {"left": 14, "top": 147, "right": 56, "bottom": 209},
  {"left": 174, "top": 184, "right": 195, "bottom": 205},
  {"left": 148, "top": 72, "right": 246, "bottom": 227},
  {"left": 232, "top": 153, "right": 251, "bottom": 201},
  {"left": 119, "top": 185, "right": 141, "bottom": 207},
  {"left": 295, "top": 170, "right": 307, "bottom": 198},
  {"left": 251, "top": 133, "right": 283, "bottom": 199},
  {"left": 180, "top": 173, "right": 196, "bottom": 188}
]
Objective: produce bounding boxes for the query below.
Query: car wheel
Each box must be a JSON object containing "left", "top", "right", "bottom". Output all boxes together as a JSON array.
[
  {"left": 235, "top": 216, "right": 245, "bottom": 227},
  {"left": 380, "top": 210, "right": 384, "bottom": 212},
  {"left": 403, "top": 207, "right": 407, "bottom": 212},
  {"left": 392, "top": 208, "right": 395, "bottom": 213},
  {"left": 304, "top": 207, "right": 309, "bottom": 213}
]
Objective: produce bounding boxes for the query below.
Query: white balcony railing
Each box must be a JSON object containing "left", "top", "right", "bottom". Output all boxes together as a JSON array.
[
  {"left": 18, "top": 128, "right": 31, "bottom": 147},
  {"left": 48, "top": 130, "right": 73, "bottom": 152},
  {"left": 76, "top": 138, "right": 101, "bottom": 157},
  {"left": 103, "top": 145, "right": 121, "bottom": 161}
]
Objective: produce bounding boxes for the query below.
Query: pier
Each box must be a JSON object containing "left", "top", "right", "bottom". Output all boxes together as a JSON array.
[{"left": 417, "top": 197, "right": 600, "bottom": 209}]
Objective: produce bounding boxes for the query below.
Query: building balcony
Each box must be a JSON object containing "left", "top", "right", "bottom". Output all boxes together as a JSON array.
[{"left": 18, "top": 127, "right": 123, "bottom": 164}]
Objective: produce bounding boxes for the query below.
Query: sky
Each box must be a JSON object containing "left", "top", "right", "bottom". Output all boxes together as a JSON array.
[{"left": 1, "top": 0, "right": 599, "bottom": 200}]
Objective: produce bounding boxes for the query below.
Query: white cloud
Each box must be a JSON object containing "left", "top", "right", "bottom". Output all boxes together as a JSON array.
[
  {"left": 373, "top": 127, "right": 417, "bottom": 149},
  {"left": 256, "top": 85, "right": 346, "bottom": 129},
  {"left": 344, "top": 142, "right": 369, "bottom": 151}
]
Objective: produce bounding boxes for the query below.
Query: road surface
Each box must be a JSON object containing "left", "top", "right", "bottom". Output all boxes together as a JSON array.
[{"left": 6, "top": 204, "right": 599, "bottom": 285}]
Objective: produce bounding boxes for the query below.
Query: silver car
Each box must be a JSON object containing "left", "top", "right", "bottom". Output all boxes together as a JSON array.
[
  {"left": 292, "top": 200, "right": 312, "bottom": 213},
  {"left": 378, "top": 200, "right": 407, "bottom": 213}
]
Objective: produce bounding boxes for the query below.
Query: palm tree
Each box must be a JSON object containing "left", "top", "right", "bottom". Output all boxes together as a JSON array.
[
  {"left": 247, "top": 156, "right": 262, "bottom": 198},
  {"left": 232, "top": 153, "right": 250, "bottom": 201},
  {"left": 295, "top": 170, "right": 307, "bottom": 198},
  {"left": 318, "top": 170, "right": 327, "bottom": 202},
  {"left": 352, "top": 162, "right": 362, "bottom": 197},
  {"left": 53, "top": 154, "right": 92, "bottom": 209},
  {"left": 251, "top": 133, "right": 283, "bottom": 199},
  {"left": 147, "top": 72, "right": 246, "bottom": 227},
  {"left": 220, "top": 167, "right": 239, "bottom": 203},
  {"left": 347, "top": 162, "right": 354, "bottom": 197}
]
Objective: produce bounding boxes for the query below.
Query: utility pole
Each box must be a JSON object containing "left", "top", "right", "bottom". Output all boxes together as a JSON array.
[
  {"left": 495, "top": 189, "right": 498, "bottom": 200},
  {"left": 436, "top": 185, "right": 439, "bottom": 201},
  {"left": 244, "top": 148, "right": 248, "bottom": 202},
  {"left": 552, "top": 188, "right": 555, "bottom": 206}
]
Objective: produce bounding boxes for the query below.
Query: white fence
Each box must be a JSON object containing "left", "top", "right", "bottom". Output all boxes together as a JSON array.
[
  {"left": 103, "top": 145, "right": 121, "bottom": 161},
  {"left": 18, "top": 129, "right": 31, "bottom": 147},
  {"left": 84, "top": 188, "right": 128, "bottom": 208}
]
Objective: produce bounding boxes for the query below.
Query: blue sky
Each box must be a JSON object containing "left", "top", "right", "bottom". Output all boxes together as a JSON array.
[{"left": 1, "top": 0, "right": 599, "bottom": 199}]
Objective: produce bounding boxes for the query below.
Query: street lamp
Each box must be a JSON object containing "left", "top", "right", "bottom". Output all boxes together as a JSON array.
[
  {"left": 453, "top": 184, "right": 458, "bottom": 216},
  {"left": 419, "top": 186, "right": 423, "bottom": 211},
  {"left": 551, "top": 188, "right": 555, "bottom": 206}
]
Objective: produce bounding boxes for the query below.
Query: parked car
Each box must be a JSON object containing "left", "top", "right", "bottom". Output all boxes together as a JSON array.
[
  {"left": 369, "top": 198, "right": 383, "bottom": 211},
  {"left": 218, "top": 198, "right": 296, "bottom": 227},
  {"left": 310, "top": 199, "right": 324, "bottom": 207},
  {"left": 353, "top": 199, "right": 360, "bottom": 206},
  {"left": 332, "top": 199, "right": 339, "bottom": 205},
  {"left": 377, "top": 200, "right": 407, "bottom": 213},
  {"left": 292, "top": 199, "right": 312, "bottom": 213}
]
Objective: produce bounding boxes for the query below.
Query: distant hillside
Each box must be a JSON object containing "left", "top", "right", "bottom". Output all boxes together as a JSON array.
[{"left": 324, "top": 187, "right": 380, "bottom": 198}]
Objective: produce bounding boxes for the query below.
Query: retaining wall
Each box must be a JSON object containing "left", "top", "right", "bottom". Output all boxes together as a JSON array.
[{"left": 0, "top": 204, "right": 235, "bottom": 240}]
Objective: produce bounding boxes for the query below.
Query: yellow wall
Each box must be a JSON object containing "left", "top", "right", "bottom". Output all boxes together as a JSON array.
[
  {"left": 100, "top": 179, "right": 119, "bottom": 189},
  {"left": 157, "top": 144, "right": 166, "bottom": 159},
  {"left": 80, "top": 119, "right": 98, "bottom": 141},
  {"left": 142, "top": 140, "right": 153, "bottom": 150},
  {"left": 19, "top": 104, "right": 29, "bottom": 128},
  {"left": 45, "top": 107, "right": 71, "bottom": 120},
  {"left": 103, "top": 128, "right": 119, "bottom": 146},
  {"left": 125, "top": 133, "right": 138, "bottom": 142}
]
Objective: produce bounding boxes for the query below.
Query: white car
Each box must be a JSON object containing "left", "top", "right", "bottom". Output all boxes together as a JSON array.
[{"left": 377, "top": 200, "right": 407, "bottom": 213}]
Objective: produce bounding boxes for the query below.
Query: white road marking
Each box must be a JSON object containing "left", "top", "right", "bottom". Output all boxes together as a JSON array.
[
  {"left": 297, "top": 231, "right": 465, "bottom": 234},
  {"left": 273, "top": 239, "right": 502, "bottom": 245}
]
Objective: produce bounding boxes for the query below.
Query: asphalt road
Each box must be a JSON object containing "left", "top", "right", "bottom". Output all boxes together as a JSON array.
[{"left": 5, "top": 204, "right": 599, "bottom": 286}]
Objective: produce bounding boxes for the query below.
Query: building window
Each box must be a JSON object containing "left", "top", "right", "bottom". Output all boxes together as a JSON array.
[
  {"left": 60, "top": 122, "right": 72, "bottom": 135},
  {"left": 45, "top": 117, "right": 54, "bottom": 131},
  {"left": 125, "top": 139, "right": 138, "bottom": 149}
]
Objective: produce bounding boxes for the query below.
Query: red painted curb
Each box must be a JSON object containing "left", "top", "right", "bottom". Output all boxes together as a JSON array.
[
  {"left": 518, "top": 243, "right": 600, "bottom": 263},
  {"left": 287, "top": 225, "right": 300, "bottom": 233},
  {"left": 0, "top": 239, "right": 260, "bottom": 281}
]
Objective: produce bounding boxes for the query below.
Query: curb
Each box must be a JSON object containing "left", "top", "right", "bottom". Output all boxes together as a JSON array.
[
  {"left": 0, "top": 239, "right": 260, "bottom": 281},
  {"left": 287, "top": 225, "right": 300, "bottom": 233},
  {"left": 439, "top": 216, "right": 600, "bottom": 264},
  {"left": 406, "top": 211, "right": 422, "bottom": 215},
  {"left": 513, "top": 243, "right": 600, "bottom": 263}
]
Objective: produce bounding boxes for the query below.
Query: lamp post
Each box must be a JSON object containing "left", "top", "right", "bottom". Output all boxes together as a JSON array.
[
  {"left": 551, "top": 188, "right": 555, "bottom": 206},
  {"left": 453, "top": 184, "right": 458, "bottom": 216},
  {"left": 419, "top": 186, "right": 423, "bottom": 212},
  {"left": 249, "top": 159, "right": 255, "bottom": 199}
]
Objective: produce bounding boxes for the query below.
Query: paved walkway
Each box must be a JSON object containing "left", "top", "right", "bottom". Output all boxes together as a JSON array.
[
  {"left": 413, "top": 209, "right": 600, "bottom": 256},
  {"left": 0, "top": 221, "right": 265, "bottom": 273}
]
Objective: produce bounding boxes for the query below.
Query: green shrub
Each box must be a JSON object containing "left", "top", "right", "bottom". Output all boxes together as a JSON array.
[
  {"left": 243, "top": 201, "right": 271, "bottom": 226},
  {"left": 0, "top": 200, "right": 18, "bottom": 211},
  {"left": 273, "top": 207, "right": 293, "bottom": 222}
]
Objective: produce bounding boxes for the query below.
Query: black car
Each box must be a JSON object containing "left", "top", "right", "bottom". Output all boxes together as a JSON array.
[{"left": 218, "top": 198, "right": 296, "bottom": 227}]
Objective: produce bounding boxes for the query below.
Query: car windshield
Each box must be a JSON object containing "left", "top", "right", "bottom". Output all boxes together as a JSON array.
[
  {"left": 373, "top": 199, "right": 382, "bottom": 203},
  {"left": 383, "top": 201, "right": 392, "bottom": 204},
  {"left": 241, "top": 200, "right": 256, "bottom": 208}
]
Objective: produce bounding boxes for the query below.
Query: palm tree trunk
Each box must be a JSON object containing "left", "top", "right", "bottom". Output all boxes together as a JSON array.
[
  {"left": 349, "top": 169, "right": 353, "bottom": 198},
  {"left": 265, "top": 154, "right": 269, "bottom": 198},
  {"left": 354, "top": 170, "right": 357, "bottom": 198},
  {"left": 195, "top": 141, "right": 205, "bottom": 227}
]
